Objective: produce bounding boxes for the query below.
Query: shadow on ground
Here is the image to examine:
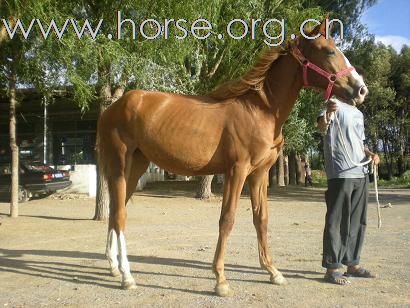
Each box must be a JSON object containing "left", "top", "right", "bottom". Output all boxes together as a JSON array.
[
  {"left": 0, "top": 248, "right": 323, "bottom": 294},
  {"left": 136, "top": 180, "right": 410, "bottom": 205}
]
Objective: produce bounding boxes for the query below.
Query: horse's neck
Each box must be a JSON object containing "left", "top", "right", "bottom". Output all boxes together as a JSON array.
[{"left": 264, "top": 54, "right": 303, "bottom": 124}]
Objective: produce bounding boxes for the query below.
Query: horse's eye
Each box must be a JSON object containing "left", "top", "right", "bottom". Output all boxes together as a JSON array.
[{"left": 326, "top": 49, "right": 336, "bottom": 56}]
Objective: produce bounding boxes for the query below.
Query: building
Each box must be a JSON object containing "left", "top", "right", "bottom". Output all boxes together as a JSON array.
[
  {"left": 0, "top": 88, "right": 167, "bottom": 195},
  {"left": 0, "top": 88, "right": 98, "bottom": 165}
]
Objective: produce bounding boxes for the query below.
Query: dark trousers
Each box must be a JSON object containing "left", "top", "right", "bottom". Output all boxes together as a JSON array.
[
  {"left": 322, "top": 177, "right": 368, "bottom": 269},
  {"left": 305, "top": 175, "right": 312, "bottom": 186}
]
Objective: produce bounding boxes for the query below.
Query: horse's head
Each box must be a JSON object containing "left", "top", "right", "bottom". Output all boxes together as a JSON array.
[{"left": 293, "top": 18, "right": 368, "bottom": 106}]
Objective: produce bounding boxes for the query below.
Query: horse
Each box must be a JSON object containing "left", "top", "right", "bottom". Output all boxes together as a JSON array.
[{"left": 96, "top": 19, "right": 368, "bottom": 296}]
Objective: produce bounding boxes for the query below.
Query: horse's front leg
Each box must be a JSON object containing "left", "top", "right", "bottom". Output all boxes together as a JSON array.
[
  {"left": 248, "top": 169, "right": 288, "bottom": 285},
  {"left": 213, "top": 165, "right": 248, "bottom": 297}
]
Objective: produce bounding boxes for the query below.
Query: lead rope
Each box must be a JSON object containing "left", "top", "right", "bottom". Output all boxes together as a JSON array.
[{"left": 327, "top": 111, "right": 382, "bottom": 228}]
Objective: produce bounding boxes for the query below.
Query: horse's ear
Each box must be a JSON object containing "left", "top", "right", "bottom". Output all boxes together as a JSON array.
[
  {"left": 306, "top": 16, "right": 330, "bottom": 37},
  {"left": 319, "top": 15, "right": 329, "bottom": 37}
]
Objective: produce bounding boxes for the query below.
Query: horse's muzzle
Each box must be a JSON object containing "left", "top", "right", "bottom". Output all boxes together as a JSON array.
[{"left": 352, "top": 85, "right": 369, "bottom": 106}]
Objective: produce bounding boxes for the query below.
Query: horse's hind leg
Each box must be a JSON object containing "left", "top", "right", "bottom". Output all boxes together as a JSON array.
[
  {"left": 102, "top": 134, "right": 137, "bottom": 290},
  {"left": 248, "top": 169, "right": 288, "bottom": 285},
  {"left": 106, "top": 149, "right": 149, "bottom": 289}
]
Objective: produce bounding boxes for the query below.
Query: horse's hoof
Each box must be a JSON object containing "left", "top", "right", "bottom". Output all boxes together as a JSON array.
[
  {"left": 110, "top": 267, "right": 121, "bottom": 277},
  {"left": 121, "top": 278, "right": 137, "bottom": 290},
  {"left": 270, "top": 272, "right": 288, "bottom": 285},
  {"left": 215, "top": 282, "right": 233, "bottom": 297}
]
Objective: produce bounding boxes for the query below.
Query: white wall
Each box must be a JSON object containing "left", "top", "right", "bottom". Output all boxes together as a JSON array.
[
  {"left": 57, "top": 164, "right": 96, "bottom": 196},
  {"left": 58, "top": 163, "right": 166, "bottom": 196}
]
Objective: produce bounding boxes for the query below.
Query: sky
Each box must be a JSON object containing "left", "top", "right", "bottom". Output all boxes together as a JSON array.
[{"left": 360, "top": 0, "right": 410, "bottom": 52}]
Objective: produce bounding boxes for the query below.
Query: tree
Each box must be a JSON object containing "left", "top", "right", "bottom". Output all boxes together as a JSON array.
[
  {"left": 280, "top": 90, "right": 323, "bottom": 185},
  {"left": 345, "top": 40, "right": 398, "bottom": 178},
  {"left": 0, "top": 3, "right": 28, "bottom": 217},
  {"left": 308, "top": 0, "right": 377, "bottom": 43},
  {"left": 390, "top": 46, "right": 410, "bottom": 176},
  {"left": 277, "top": 150, "right": 286, "bottom": 187},
  {"left": 7, "top": 48, "right": 19, "bottom": 217},
  {"left": 28, "top": 0, "right": 190, "bottom": 220}
]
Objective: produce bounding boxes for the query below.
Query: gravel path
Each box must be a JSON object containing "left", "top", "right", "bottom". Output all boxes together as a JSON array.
[{"left": 0, "top": 183, "right": 409, "bottom": 307}]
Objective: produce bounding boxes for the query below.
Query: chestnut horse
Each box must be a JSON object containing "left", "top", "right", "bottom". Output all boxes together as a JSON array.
[{"left": 97, "top": 20, "right": 368, "bottom": 296}]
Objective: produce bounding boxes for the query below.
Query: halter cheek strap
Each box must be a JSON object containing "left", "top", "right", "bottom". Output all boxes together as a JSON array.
[{"left": 293, "top": 47, "right": 355, "bottom": 101}]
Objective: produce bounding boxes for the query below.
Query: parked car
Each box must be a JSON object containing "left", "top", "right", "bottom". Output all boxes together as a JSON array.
[
  {"left": 0, "top": 162, "right": 72, "bottom": 202},
  {"left": 165, "top": 170, "right": 177, "bottom": 180}
]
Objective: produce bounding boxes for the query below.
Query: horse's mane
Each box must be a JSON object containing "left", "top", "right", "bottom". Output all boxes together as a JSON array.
[{"left": 208, "top": 47, "right": 285, "bottom": 101}]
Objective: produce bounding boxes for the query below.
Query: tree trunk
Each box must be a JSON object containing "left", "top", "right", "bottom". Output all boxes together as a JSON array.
[
  {"left": 288, "top": 151, "right": 297, "bottom": 185},
  {"left": 94, "top": 167, "right": 110, "bottom": 221},
  {"left": 269, "top": 164, "right": 277, "bottom": 188},
  {"left": 94, "top": 80, "right": 112, "bottom": 221},
  {"left": 284, "top": 155, "right": 289, "bottom": 185},
  {"left": 277, "top": 151, "right": 285, "bottom": 187},
  {"left": 9, "top": 65, "right": 18, "bottom": 217},
  {"left": 196, "top": 175, "right": 214, "bottom": 199},
  {"left": 93, "top": 125, "right": 110, "bottom": 220},
  {"left": 296, "top": 154, "right": 305, "bottom": 185},
  {"left": 397, "top": 139, "right": 405, "bottom": 176},
  {"left": 382, "top": 138, "right": 393, "bottom": 180}
]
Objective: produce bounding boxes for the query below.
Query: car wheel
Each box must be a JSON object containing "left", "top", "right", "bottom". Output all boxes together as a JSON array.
[{"left": 18, "top": 186, "right": 30, "bottom": 203}]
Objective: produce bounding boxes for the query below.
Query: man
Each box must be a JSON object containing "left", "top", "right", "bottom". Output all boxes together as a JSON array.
[
  {"left": 317, "top": 97, "right": 380, "bottom": 285},
  {"left": 304, "top": 162, "right": 313, "bottom": 187}
]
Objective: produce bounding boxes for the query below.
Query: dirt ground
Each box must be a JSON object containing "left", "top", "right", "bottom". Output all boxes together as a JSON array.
[{"left": 0, "top": 181, "right": 409, "bottom": 308}]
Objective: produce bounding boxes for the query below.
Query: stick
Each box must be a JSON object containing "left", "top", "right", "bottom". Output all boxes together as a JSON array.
[{"left": 373, "top": 163, "right": 382, "bottom": 228}]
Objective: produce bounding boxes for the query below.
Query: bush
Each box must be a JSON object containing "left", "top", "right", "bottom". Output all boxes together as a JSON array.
[
  {"left": 312, "top": 169, "right": 327, "bottom": 187},
  {"left": 310, "top": 170, "right": 410, "bottom": 188},
  {"left": 378, "top": 170, "right": 410, "bottom": 188}
]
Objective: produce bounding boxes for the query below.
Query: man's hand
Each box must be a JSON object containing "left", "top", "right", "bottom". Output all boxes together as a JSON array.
[
  {"left": 317, "top": 99, "right": 339, "bottom": 132},
  {"left": 326, "top": 99, "right": 338, "bottom": 114},
  {"left": 365, "top": 148, "right": 380, "bottom": 165},
  {"left": 371, "top": 154, "right": 380, "bottom": 165}
]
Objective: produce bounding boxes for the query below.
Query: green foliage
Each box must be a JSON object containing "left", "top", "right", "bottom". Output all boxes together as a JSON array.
[
  {"left": 378, "top": 171, "right": 410, "bottom": 188},
  {"left": 311, "top": 169, "right": 327, "bottom": 187},
  {"left": 307, "top": 0, "right": 377, "bottom": 42},
  {"left": 283, "top": 90, "right": 324, "bottom": 154},
  {"left": 346, "top": 40, "right": 409, "bottom": 178}
]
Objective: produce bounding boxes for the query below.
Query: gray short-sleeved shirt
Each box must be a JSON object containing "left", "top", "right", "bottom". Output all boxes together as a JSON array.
[{"left": 321, "top": 100, "right": 368, "bottom": 179}]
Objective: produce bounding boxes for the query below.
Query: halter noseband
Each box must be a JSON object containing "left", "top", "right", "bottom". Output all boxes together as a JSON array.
[{"left": 292, "top": 46, "right": 355, "bottom": 101}]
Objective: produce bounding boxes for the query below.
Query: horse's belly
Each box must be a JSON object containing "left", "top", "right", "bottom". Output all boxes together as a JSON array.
[
  {"left": 139, "top": 139, "right": 224, "bottom": 175},
  {"left": 136, "top": 120, "right": 226, "bottom": 175}
]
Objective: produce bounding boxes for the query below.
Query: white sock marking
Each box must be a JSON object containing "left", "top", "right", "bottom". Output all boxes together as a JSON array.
[
  {"left": 118, "top": 231, "right": 132, "bottom": 278},
  {"left": 106, "top": 229, "right": 119, "bottom": 269}
]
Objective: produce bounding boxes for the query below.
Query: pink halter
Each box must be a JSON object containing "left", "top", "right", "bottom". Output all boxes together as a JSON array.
[{"left": 292, "top": 46, "right": 355, "bottom": 101}]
